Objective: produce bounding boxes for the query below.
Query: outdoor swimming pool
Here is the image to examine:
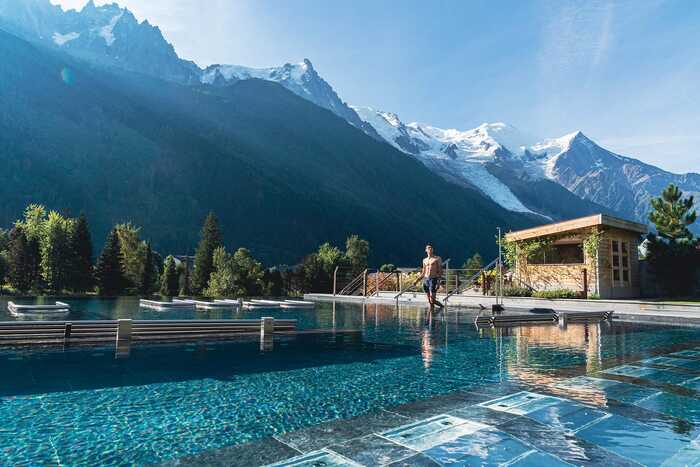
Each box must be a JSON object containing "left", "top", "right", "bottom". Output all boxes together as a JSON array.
[{"left": 2, "top": 299, "right": 700, "bottom": 465}]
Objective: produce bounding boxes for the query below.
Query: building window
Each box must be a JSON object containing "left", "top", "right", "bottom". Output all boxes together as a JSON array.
[
  {"left": 611, "top": 239, "right": 630, "bottom": 287},
  {"left": 529, "top": 243, "right": 584, "bottom": 265}
]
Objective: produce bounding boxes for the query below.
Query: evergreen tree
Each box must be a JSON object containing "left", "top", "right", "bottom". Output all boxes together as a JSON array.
[
  {"left": 178, "top": 262, "right": 191, "bottom": 296},
  {"left": 26, "top": 235, "right": 41, "bottom": 290},
  {"left": 300, "top": 253, "right": 326, "bottom": 293},
  {"left": 262, "top": 267, "right": 283, "bottom": 297},
  {"left": 232, "top": 248, "right": 264, "bottom": 296},
  {"left": 646, "top": 184, "right": 699, "bottom": 296},
  {"left": 16, "top": 204, "right": 45, "bottom": 290},
  {"left": 69, "top": 213, "right": 94, "bottom": 292},
  {"left": 139, "top": 242, "right": 156, "bottom": 296},
  {"left": 0, "top": 229, "right": 8, "bottom": 293},
  {"left": 115, "top": 223, "right": 147, "bottom": 290},
  {"left": 6, "top": 228, "right": 33, "bottom": 292},
  {"left": 192, "top": 212, "right": 222, "bottom": 295},
  {"left": 0, "top": 228, "right": 9, "bottom": 252},
  {"left": 649, "top": 184, "right": 697, "bottom": 242},
  {"left": 40, "top": 211, "right": 72, "bottom": 292},
  {"left": 95, "top": 229, "right": 126, "bottom": 296},
  {"left": 0, "top": 252, "right": 7, "bottom": 294},
  {"left": 160, "top": 255, "right": 179, "bottom": 297}
]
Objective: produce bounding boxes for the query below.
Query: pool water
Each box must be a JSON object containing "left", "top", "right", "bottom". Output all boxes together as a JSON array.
[{"left": 2, "top": 299, "right": 700, "bottom": 465}]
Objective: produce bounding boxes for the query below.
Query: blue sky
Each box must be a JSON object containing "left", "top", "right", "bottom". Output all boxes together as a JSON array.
[{"left": 53, "top": 0, "right": 700, "bottom": 173}]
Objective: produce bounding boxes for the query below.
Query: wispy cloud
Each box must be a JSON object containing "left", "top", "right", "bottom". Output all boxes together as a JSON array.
[{"left": 537, "top": 1, "right": 616, "bottom": 78}]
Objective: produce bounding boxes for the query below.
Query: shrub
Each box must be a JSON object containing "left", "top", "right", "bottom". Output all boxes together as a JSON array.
[
  {"left": 532, "top": 289, "right": 580, "bottom": 299},
  {"left": 502, "top": 286, "right": 532, "bottom": 297}
]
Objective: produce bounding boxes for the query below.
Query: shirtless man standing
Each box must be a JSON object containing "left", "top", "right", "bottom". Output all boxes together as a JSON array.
[{"left": 421, "top": 244, "right": 443, "bottom": 309}]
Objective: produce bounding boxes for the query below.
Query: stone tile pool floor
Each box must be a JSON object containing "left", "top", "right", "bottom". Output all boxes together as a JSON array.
[{"left": 161, "top": 347, "right": 700, "bottom": 466}]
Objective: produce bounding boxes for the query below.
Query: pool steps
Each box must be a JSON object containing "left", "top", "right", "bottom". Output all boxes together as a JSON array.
[
  {"left": 0, "top": 317, "right": 296, "bottom": 348},
  {"left": 0, "top": 317, "right": 362, "bottom": 358}
]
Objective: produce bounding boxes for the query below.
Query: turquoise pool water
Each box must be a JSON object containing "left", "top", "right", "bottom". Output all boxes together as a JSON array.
[{"left": 2, "top": 299, "right": 700, "bottom": 465}]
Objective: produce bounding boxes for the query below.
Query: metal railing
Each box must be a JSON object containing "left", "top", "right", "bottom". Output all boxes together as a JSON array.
[
  {"left": 444, "top": 259, "right": 499, "bottom": 303},
  {"left": 335, "top": 267, "right": 371, "bottom": 296}
]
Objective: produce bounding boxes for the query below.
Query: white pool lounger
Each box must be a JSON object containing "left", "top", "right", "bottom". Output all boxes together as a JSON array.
[
  {"left": 139, "top": 299, "right": 196, "bottom": 310},
  {"left": 284, "top": 300, "right": 315, "bottom": 307},
  {"left": 187, "top": 299, "right": 238, "bottom": 310},
  {"left": 242, "top": 300, "right": 277, "bottom": 308},
  {"left": 280, "top": 300, "right": 315, "bottom": 309},
  {"left": 250, "top": 300, "right": 285, "bottom": 307},
  {"left": 7, "top": 301, "right": 71, "bottom": 317}
]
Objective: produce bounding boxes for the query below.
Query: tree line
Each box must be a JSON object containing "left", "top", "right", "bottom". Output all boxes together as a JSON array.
[{"left": 0, "top": 206, "right": 370, "bottom": 297}]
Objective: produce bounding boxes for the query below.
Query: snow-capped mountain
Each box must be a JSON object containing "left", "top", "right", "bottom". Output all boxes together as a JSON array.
[
  {"left": 352, "top": 107, "right": 539, "bottom": 214},
  {"left": 0, "top": 0, "right": 200, "bottom": 82},
  {"left": 3, "top": 0, "right": 696, "bottom": 230},
  {"left": 524, "top": 132, "right": 700, "bottom": 227},
  {"left": 353, "top": 106, "right": 700, "bottom": 230},
  {"left": 202, "top": 60, "right": 380, "bottom": 139},
  {"left": 0, "top": 0, "right": 377, "bottom": 138}
]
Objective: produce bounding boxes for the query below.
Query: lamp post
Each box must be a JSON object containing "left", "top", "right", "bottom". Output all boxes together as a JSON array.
[{"left": 497, "top": 227, "right": 503, "bottom": 306}]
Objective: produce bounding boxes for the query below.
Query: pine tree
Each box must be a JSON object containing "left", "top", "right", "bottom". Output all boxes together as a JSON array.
[
  {"left": 26, "top": 235, "right": 41, "bottom": 291},
  {"left": 69, "top": 213, "right": 94, "bottom": 292},
  {"left": 178, "top": 262, "right": 191, "bottom": 296},
  {"left": 646, "top": 184, "right": 699, "bottom": 296},
  {"left": 191, "top": 212, "right": 222, "bottom": 295},
  {"left": 95, "top": 228, "right": 126, "bottom": 296},
  {"left": 649, "top": 184, "right": 697, "bottom": 242},
  {"left": 139, "top": 242, "right": 156, "bottom": 296},
  {"left": 160, "top": 255, "right": 179, "bottom": 297},
  {"left": 115, "top": 223, "right": 146, "bottom": 290},
  {"left": 6, "top": 227, "right": 33, "bottom": 292},
  {"left": 40, "top": 211, "right": 72, "bottom": 292}
]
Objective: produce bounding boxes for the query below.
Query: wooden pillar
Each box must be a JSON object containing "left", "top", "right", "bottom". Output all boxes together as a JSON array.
[{"left": 583, "top": 268, "right": 588, "bottom": 299}]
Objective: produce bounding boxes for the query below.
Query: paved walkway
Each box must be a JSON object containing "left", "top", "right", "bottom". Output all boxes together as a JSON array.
[{"left": 305, "top": 293, "right": 700, "bottom": 327}]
